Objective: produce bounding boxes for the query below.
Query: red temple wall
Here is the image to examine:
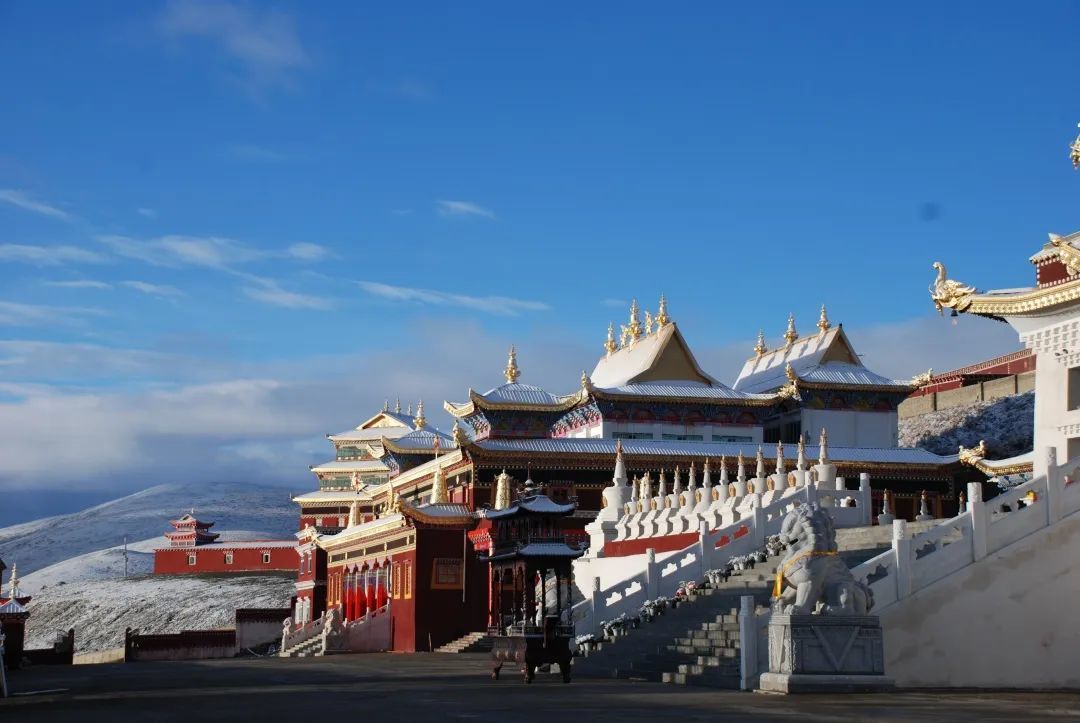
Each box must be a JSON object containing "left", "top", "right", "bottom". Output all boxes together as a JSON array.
[
  {"left": 154, "top": 545, "right": 298, "bottom": 575},
  {"left": 412, "top": 528, "right": 488, "bottom": 651}
]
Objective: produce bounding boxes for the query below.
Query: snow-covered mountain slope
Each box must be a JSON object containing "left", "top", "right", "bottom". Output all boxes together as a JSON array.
[
  {"left": 0, "top": 481, "right": 298, "bottom": 576},
  {"left": 24, "top": 570, "right": 294, "bottom": 653},
  {"left": 900, "top": 391, "right": 1034, "bottom": 458}
]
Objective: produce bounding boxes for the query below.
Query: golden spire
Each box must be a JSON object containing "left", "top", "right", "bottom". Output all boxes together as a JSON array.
[
  {"left": 429, "top": 464, "right": 448, "bottom": 505},
  {"left": 644, "top": 310, "right": 654, "bottom": 335},
  {"left": 414, "top": 400, "right": 426, "bottom": 429},
  {"left": 604, "top": 322, "right": 617, "bottom": 356},
  {"left": 581, "top": 370, "right": 591, "bottom": 390},
  {"left": 451, "top": 418, "right": 467, "bottom": 447},
  {"left": 784, "top": 313, "right": 798, "bottom": 346},
  {"left": 504, "top": 345, "right": 520, "bottom": 383},
  {"left": 785, "top": 362, "right": 796, "bottom": 383},
  {"left": 753, "top": 329, "right": 767, "bottom": 358},
  {"left": 817, "top": 304, "right": 831, "bottom": 333},
  {"left": 656, "top": 294, "right": 670, "bottom": 327},
  {"left": 622, "top": 299, "right": 643, "bottom": 345}
]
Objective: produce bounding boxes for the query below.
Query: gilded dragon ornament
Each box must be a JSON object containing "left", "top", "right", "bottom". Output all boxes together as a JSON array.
[{"left": 929, "top": 261, "right": 977, "bottom": 315}]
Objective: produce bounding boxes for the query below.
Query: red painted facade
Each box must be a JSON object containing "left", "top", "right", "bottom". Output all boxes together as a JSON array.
[{"left": 154, "top": 543, "right": 298, "bottom": 575}]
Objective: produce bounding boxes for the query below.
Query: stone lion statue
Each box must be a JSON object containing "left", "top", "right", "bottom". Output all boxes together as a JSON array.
[{"left": 772, "top": 504, "right": 874, "bottom": 615}]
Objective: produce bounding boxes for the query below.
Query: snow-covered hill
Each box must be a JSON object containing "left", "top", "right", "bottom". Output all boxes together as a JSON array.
[
  {"left": 0, "top": 480, "right": 298, "bottom": 576},
  {"left": 900, "top": 391, "right": 1034, "bottom": 458}
]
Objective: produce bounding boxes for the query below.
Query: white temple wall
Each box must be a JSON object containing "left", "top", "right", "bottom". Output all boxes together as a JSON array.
[
  {"left": 879, "top": 509, "right": 1080, "bottom": 688},
  {"left": 800, "top": 409, "right": 897, "bottom": 448}
]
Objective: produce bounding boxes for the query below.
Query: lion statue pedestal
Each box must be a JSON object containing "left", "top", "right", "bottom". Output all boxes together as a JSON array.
[{"left": 759, "top": 504, "right": 893, "bottom": 694}]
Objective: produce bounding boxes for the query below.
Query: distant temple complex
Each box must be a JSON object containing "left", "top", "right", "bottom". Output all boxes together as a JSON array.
[{"left": 153, "top": 513, "right": 297, "bottom": 575}]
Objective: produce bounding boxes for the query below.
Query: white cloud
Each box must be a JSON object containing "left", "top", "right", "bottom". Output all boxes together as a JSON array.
[
  {"left": 98, "top": 234, "right": 263, "bottom": 269},
  {"left": 436, "top": 200, "right": 496, "bottom": 219},
  {"left": 0, "top": 244, "right": 104, "bottom": 266},
  {"left": 0, "top": 301, "right": 108, "bottom": 327},
  {"left": 357, "top": 281, "right": 549, "bottom": 316},
  {"left": 286, "top": 242, "right": 330, "bottom": 261},
  {"left": 601, "top": 298, "right": 626, "bottom": 308},
  {"left": 158, "top": 0, "right": 309, "bottom": 87},
  {"left": 120, "top": 280, "right": 185, "bottom": 298},
  {"left": 0, "top": 190, "right": 71, "bottom": 221},
  {"left": 136, "top": 207, "right": 157, "bottom": 218},
  {"left": 241, "top": 277, "right": 334, "bottom": 310},
  {"left": 44, "top": 280, "right": 112, "bottom": 290}
]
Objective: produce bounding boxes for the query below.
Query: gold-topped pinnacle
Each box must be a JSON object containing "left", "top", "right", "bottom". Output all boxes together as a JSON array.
[
  {"left": 451, "top": 418, "right": 467, "bottom": 446},
  {"left": 817, "top": 304, "right": 831, "bottom": 333},
  {"left": 621, "top": 299, "right": 643, "bottom": 346},
  {"left": 644, "top": 310, "right": 655, "bottom": 335},
  {"left": 753, "top": 329, "right": 767, "bottom": 358},
  {"left": 1071, "top": 122, "right": 1080, "bottom": 170},
  {"left": 504, "top": 345, "right": 520, "bottom": 383},
  {"left": 581, "top": 370, "right": 591, "bottom": 390},
  {"left": 785, "top": 362, "right": 796, "bottom": 382},
  {"left": 414, "top": 400, "right": 426, "bottom": 429},
  {"left": 784, "top": 313, "right": 798, "bottom": 346},
  {"left": 604, "top": 322, "right": 617, "bottom": 356},
  {"left": 656, "top": 294, "right": 670, "bottom": 327}
]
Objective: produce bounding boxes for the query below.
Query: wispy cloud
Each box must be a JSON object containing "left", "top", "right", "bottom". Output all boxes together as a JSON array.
[
  {"left": 44, "top": 280, "right": 112, "bottom": 290},
  {"left": 601, "top": 298, "right": 626, "bottom": 308},
  {"left": 226, "top": 143, "right": 291, "bottom": 162},
  {"left": 0, "top": 301, "right": 108, "bottom": 327},
  {"left": 357, "top": 281, "right": 548, "bottom": 316},
  {"left": 436, "top": 200, "right": 496, "bottom": 219},
  {"left": 98, "top": 234, "right": 263, "bottom": 269},
  {"left": 157, "top": 0, "right": 310, "bottom": 88},
  {"left": 286, "top": 242, "right": 331, "bottom": 261},
  {"left": 0, "top": 190, "right": 71, "bottom": 221},
  {"left": 120, "top": 280, "right": 185, "bottom": 298},
  {"left": 0, "top": 244, "right": 106, "bottom": 266},
  {"left": 241, "top": 276, "right": 333, "bottom": 310},
  {"left": 136, "top": 207, "right": 157, "bottom": 218}
]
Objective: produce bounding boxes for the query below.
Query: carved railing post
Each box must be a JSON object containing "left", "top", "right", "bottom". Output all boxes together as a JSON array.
[
  {"left": 892, "top": 519, "right": 912, "bottom": 600},
  {"left": 803, "top": 480, "right": 818, "bottom": 507},
  {"left": 1045, "top": 446, "right": 1063, "bottom": 524},
  {"left": 859, "top": 474, "right": 872, "bottom": 525},
  {"left": 589, "top": 576, "right": 602, "bottom": 632},
  {"left": 751, "top": 494, "right": 766, "bottom": 547},
  {"left": 968, "top": 481, "right": 988, "bottom": 562},
  {"left": 645, "top": 548, "right": 658, "bottom": 600},
  {"left": 697, "top": 521, "right": 709, "bottom": 578}
]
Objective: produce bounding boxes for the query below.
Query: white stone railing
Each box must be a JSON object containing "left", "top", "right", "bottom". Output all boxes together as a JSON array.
[
  {"left": 849, "top": 447, "right": 1080, "bottom": 616},
  {"left": 280, "top": 613, "right": 329, "bottom": 655},
  {"left": 572, "top": 480, "right": 872, "bottom": 634}
]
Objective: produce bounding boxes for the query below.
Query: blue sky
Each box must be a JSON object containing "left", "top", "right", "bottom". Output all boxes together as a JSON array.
[{"left": 0, "top": 1, "right": 1076, "bottom": 521}]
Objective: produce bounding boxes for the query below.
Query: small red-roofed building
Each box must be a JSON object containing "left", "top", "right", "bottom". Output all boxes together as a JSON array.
[{"left": 153, "top": 513, "right": 298, "bottom": 575}]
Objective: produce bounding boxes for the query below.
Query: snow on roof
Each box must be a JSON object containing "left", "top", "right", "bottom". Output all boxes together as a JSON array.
[
  {"left": 472, "top": 437, "right": 953, "bottom": 465},
  {"left": 734, "top": 325, "right": 907, "bottom": 393},
  {"left": 590, "top": 323, "right": 717, "bottom": 388},
  {"left": 481, "top": 495, "right": 577, "bottom": 519},
  {"left": 310, "top": 459, "right": 390, "bottom": 473},
  {"left": 328, "top": 410, "right": 417, "bottom": 442},
  {"left": 383, "top": 428, "right": 455, "bottom": 452},
  {"left": 595, "top": 381, "right": 774, "bottom": 402},
  {"left": 474, "top": 382, "right": 566, "bottom": 406},
  {"left": 292, "top": 489, "right": 374, "bottom": 503},
  {"left": 0, "top": 597, "right": 28, "bottom": 614}
]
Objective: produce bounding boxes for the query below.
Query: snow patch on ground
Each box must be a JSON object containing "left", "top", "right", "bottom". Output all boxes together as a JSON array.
[{"left": 900, "top": 391, "right": 1034, "bottom": 458}]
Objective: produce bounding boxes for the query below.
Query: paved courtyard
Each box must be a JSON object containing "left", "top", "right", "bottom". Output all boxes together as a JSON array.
[{"left": 3, "top": 653, "right": 1079, "bottom": 722}]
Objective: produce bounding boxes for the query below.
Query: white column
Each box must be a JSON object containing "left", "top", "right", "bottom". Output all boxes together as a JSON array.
[
  {"left": 892, "top": 519, "right": 912, "bottom": 600},
  {"left": 738, "top": 595, "right": 758, "bottom": 691},
  {"left": 968, "top": 481, "right": 988, "bottom": 561}
]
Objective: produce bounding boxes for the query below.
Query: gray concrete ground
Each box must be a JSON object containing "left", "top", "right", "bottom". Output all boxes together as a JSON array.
[{"left": 2, "top": 653, "right": 1078, "bottom": 723}]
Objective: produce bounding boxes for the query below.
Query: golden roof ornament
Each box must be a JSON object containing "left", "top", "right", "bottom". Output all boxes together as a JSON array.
[
  {"left": 753, "top": 329, "right": 767, "bottom": 358},
  {"left": 429, "top": 464, "right": 448, "bottom": 505},
  {"left": 504, "top": 345, "right": 520, "bottom": 383},
  {"left": 929, "top": 261, "right": 976, "bottom": 316},
  {"left": 604, "top": 322, "right": 617, "bottom": 356},
  {"left": 817, "top": 304, "right": 831, "bottom": 333},
  {"left": 783, "top": 313, "right": 798, "bottom": 346},
  {"left": 785, "top": 362, "right": 796, "bottom": 382},
  {"left": 656, "top": 294, "right": 671, "bottom": 327},
  {"left": 1071, "top": 122, "right": 1080, "bottom": 170},
  {"left": 911, "top": 368, "right": 934, "bottom": 387},
  {"left": 621, "top": 299, "right": 643, "bottom": 346},
  {"left": 414, "top": 399, "right": 426, "bottom": 429},
  {"left": 581, "top": 370, "right": 591, "bottom": 390},
  {"left": 1049, "top": 233, "right": 1080, "bottom": 276},
  {"left": 451, "top": 419, "right": 467, "bottom": 447},
  {"left": 644, "top": 310, "right": 654, "bottom": 335},
  {"left": 958, "top": 439, "right": 988, "bottom": 466}
]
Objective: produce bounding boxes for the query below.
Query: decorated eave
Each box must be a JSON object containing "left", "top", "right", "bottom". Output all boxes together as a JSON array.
[
  {"left": 317, "top": 512, "right": 407, "bottom": 550},
  {"left": 377, "top": 428, "right": 457, "bottom": 455},
  {"left": 931, "top": 233, "right": 1080, "bottom": 320},
  {"left": 326, "top": 409, "right": 417, "bottom": 443},
  {"left": 478, "top": 495, "right": 577, "bottom": 520},
  {"left": 958, "top": 442, "right": 1034, "bottom": 477},
  {"left": 170, "top": 513, "right": 214, "bottom": 530},
  {"left": 587, "top": 381, "right": 780, "bottom": 407},
  {"left": 482, "top": 542, "right": 585, "bottom": 561},
  {"left": 309, "top": 458, "right": 391, "bottom": 474},
  {"left": 444, "top": 386, "right": 585, "bottom": 418},
  {"left": 292, "top": 488, "right": 375, "bottom": 505},
  {"left": 399, "top": 500, "right": 475, "bottom": 527}
]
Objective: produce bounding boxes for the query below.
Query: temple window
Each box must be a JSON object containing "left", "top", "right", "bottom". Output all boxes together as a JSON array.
[
  {"left": 1069, "top": 366, "right": 1080, "bottom": 410},
  {"left": 225, "top": 552, "right": 233, "bottom": 565},
  {"left": 661, "top": 433, "right": 704, "bottom": 441},
  {"left": 187, "top": 554, "right": 196, "bottom": 566},
  {"left": 262, "top": 553, "right": 271, "bottom": 564},
  {"left": 612, "top": 431, "right": 654, "bottom": 440}
]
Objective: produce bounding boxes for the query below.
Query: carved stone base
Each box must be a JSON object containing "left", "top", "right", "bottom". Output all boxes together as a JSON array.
[
  {"left": 759, "top": 672, "right": 894, "bottom": 694},
  {"left": 763, "top": 614, "right": 892, "bottom": 693}
]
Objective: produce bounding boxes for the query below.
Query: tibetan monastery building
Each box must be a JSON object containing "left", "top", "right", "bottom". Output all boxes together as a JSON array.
[{"left": 288, "top": 298, "right": 975, "bottom": 642}]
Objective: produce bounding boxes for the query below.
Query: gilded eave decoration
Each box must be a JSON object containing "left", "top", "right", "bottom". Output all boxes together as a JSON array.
[
  {"left": 929, "top": 261, "right": 977, "bottom": 315},
  {"left": 1049, "top": 233, "right": 1080, "bottom": 276}
]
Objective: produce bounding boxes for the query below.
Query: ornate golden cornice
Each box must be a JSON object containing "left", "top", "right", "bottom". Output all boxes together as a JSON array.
[
  {"left": 959, "top": 278, "right": 1080, "bottom": 318},
  {"left": 1049, "top": 233, "right": 1080, "bottom": 276}
]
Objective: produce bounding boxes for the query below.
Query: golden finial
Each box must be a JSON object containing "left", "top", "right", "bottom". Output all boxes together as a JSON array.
[
  {"left": 451, "top": 419, "right": 467, "bottom": 446},
  {"left": 581, "top": 370, "right": 591, "bottom": 390},
  {"left": 785, "top": 362, "right": 796, "bottom": 383},
  {"left": 414, "top": 400, "right": 426, "bottom": 429},
  {"left": 656, "top": 294, "right": 670, "bottom": 327},
  {"left": 817, "top": 304, "right": 831, "bottom": 333},
  {"left": 504, "top": 345, "right": 520, "bottom": 383},
  {"left": 604, "top": 322, "right": 617, "bottom": 356},
  {"left": 623, "top": 299, "right": 643, "bottom": 343},
  {"left": 784, "top": 313, "right": 798, "bottom": 346},
  {"left": 644, "top": 310, "right": 654, "bottom": 335},
  {"left": 1071, "top": 122, "right": 1080, "bottom": 170},
  {"left": 753, "top": 329, "right": 767, "bottom": 358}
]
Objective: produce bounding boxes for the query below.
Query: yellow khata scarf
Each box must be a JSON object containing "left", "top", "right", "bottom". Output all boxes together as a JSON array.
[{"left": 772, "top": 550, "right": 838, "bottom": 598}]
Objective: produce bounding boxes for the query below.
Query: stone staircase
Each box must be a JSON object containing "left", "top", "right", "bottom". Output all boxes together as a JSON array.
[
  {"left": 283, "top": 634, "right": 326, "bottom": 658},
  {"left": 573, "top": 534, "right": 889, "bottom": 688},
  {"left": 433, "top": 631, "right": 494, "bottom": 654}
]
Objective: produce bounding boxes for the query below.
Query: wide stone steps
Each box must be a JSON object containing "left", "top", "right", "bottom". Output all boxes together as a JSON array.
[{"left": 434, "top": 631, "right": 494, "bottom": 654}]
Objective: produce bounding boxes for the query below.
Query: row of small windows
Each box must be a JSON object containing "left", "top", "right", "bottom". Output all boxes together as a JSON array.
[
  {"left": 187, "top": 552, "right": 273, "bottom": 565},
  {"left": 612, "top": 432, "right": 754, "bottom": 443}
]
